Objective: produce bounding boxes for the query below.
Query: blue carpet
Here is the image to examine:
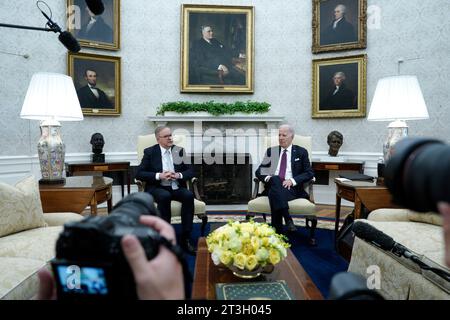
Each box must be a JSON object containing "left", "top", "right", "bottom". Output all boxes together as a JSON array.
[{"left": 174, "top": 220, "right": 349, "bottom": 299}]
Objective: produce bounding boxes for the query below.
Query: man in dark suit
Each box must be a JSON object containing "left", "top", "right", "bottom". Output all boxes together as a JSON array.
[
  {"left": 320, "top": 4, "right": 356, "bottom": 45},
  {"left": 77, "top": 6, "right": 113, "bottom": 43},
  {"left": 189, "top": 25, "right": 245, "bottom": 85},
  {"left": 135, "top": 126, "right": 196, "bottom": 255},
  {"left": 256, "top": 124, "right": 314, "bottom": 234},
  {"left": 76, "top": 69, "right": 113, "bottom": 109},
  {"left": 320, "top": 71, "right": 356, "bottom": 110}
]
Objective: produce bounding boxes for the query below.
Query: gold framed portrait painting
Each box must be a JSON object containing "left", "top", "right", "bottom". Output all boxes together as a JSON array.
[
  {"left": 181, "top": 4, "right": 254, "bottom": 93},
  {"left": 68, "top": 52, "right": 121, "bottom": 116},
  {"left": 312, "top": 0, "right": 367, "bottom": 53},
  {"left": 312, "top": 54, "right": 367, "bottom": 118},
  {"left": 67, "top": 0, "right": 120, "bottom": 50}
]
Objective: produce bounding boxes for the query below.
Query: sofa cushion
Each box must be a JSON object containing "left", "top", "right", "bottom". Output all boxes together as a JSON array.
[
  {"left": 0, "top": 176, "right": 47, "bottom": 237},
  {"left": 363, "top": 220, "right": 447, "bottom": 271},
  {"left": 43, "top": 212, "right": 84, "bottom": 226},
  {"left": 368, "top": 208, "right": 442, "bottom": 226},
  {"left": 0, "top": 226, "right": 63, "bottom": 261},
  {"left": 407, "top": 212, "right": 443, "bottom": 226},
  {"left": 0, "top": 257, "right": 47, "bottom": 300},
  {"left": 348, "top": 238, "right": 450, "bottom": 299}
]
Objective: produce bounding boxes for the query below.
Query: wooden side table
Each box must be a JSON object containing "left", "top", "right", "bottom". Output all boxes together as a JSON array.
[
  {"left": 39, "top": 176, "right": 113, "bottom": 215},
  {"left": 65, "top": 161, "right": 130, "bottom": 198},
  {"left": 334, "top": 179, "right": 377, "bottom": 242},
  {"left": 312, "top": 161, "right": 365, "bottom": 173}
]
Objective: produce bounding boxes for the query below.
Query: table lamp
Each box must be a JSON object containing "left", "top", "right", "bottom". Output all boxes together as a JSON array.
[
  {"left": 20, "top": 72, "right": 83, "bottom": 184},
  {"left": 367, "top": 75, "right": 429, "bottom": 162}
]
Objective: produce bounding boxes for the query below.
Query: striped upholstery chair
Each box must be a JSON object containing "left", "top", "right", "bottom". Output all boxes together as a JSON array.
[
  {"left": 247, "top": 135, "right": 317, "bottom": 245},
  {"left": 136, "top": 134, "right": 208, "bottom": 236}
]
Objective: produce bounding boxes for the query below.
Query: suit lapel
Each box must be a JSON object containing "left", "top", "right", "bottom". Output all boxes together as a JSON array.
[
  {"left": 291, "top": 145, "right": 297, "bottom": 169},
  {"left": 153, "top": 145, "right": 163, "bottom": 172}
]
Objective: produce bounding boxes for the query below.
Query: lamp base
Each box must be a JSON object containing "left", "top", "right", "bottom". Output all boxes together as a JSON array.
[
  {"left": 39, "top": 178, "right": 65, "bottom": 185},
  {"left": 383, "top": 120, "right": 408, "bottom": 162},
  {"left": 37, "top": 120, "right": 66, "bottom": 183}
]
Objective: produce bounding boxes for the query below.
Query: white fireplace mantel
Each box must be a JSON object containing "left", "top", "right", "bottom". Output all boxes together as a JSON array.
[{"left": 147, "top": 112, "right": 284, "bottom": 131}]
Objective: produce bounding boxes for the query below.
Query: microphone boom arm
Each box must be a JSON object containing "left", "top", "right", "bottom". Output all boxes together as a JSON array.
[{"left": 0, "top": 22, "right": 56, "bottom": 32}]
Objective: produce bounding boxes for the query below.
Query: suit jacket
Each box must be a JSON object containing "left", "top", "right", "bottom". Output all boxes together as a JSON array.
[
  {"left": 78, "top": 16, "right": 113, "bottom": 43},
  {"left": 135, "top": 144, "right": 194, "bottom": 192},
  {"left": 77, "top": 85, "right": 113, "bottom": 109},
  {"left": 255, "top": 145, "right": 314, "bottom": 198},
  {"left": 320, "top": 84, "right": 356, "bottom": 110},
  {"left": 321, "top": 18, "right": 356, "bottom": 45},
  {"left": 189, "top": 38, "right": 235, "bottom": 84}
]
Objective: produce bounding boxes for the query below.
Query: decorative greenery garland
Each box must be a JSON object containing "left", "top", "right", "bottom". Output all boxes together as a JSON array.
[{"left": 156, "top": 101, "right": 270, "bottom": 116}]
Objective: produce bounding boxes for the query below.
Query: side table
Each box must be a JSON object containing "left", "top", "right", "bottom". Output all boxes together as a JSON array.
[
  {"left": 39, "top": 176, "right": 113, "bottom": 215},
  {"left": 66, "top": 161, "right": 130, "bottom": 198},
  {"left": 334, "top": 179, "right": 377, "bottom": 243}
]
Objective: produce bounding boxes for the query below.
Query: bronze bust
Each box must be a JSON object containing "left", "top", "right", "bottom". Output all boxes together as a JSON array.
[
  {"left": 90, "top": 133, "right": 105, "bottom": 162},
  {"left": 327, "top": 131, "right": 344, "bottom": 157}
]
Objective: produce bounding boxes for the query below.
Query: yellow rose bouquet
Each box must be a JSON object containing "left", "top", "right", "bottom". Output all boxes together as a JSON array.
[{"left": 206, "top": 220, "right": 290, "bottom": 277}]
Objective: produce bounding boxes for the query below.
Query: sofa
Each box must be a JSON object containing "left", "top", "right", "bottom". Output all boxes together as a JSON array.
[
  {"left": 0, "top": 176, "right": 83, "bottom": 300},
  {"left": 348, "top": 208, "right": 450, "bottom": 299}
]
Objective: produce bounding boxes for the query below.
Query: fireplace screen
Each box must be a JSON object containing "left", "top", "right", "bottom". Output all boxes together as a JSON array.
[{"left": 192, "top": 153, "right": 252, "bottom": 204}]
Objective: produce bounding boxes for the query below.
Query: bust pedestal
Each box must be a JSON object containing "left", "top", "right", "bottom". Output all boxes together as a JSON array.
[{"left": 91, "top": 153, "right": 105, "bottom": 163}]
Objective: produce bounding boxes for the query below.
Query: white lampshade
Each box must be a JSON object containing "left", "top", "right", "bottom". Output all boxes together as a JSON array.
[
  {"left": 20, "top": 72, "right": 83, "bottom": 121},
  {"left": 368, "top": 75, "right": 429, "bottom": 122}
]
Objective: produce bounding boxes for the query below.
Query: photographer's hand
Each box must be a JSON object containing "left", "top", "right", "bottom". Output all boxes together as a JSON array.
[
  {"left": 438, "top": 202, "right": 450, "bottom": 268},
  {"left": 121, "top": 215, "right": 185, "bottom": 300},
  {"left": 36, "top": 268, "right": 56, "bottom": 300}
]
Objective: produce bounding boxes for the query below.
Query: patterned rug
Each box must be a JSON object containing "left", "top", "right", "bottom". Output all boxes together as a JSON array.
[{"left": 172, "top": 211, "right": 343, "bottom": 231}]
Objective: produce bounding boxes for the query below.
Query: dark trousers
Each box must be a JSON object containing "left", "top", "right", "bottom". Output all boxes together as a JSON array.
[
  {"left": 266, "top": 176, "right": 301, "bottom": 230},
  {"left": 149, "top": 186, "right": 194, "bottom": 238}
]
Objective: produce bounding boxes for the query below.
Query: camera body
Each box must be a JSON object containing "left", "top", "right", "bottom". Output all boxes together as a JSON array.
[
  {"left": 51, "top": 192, "right": 161, "bottom": 300},
  {"left": 384, "top": 137, "right": 450, "bottom": 212}
]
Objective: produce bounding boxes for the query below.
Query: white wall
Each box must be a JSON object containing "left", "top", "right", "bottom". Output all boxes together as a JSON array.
[{"left": 1, "top": 0, "right": 449, "bottom": 194}]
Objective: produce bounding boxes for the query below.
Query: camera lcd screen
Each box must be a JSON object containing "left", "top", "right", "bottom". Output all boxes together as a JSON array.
[{"left": 55, "top": 265, "right": 109, "bottom": 296}]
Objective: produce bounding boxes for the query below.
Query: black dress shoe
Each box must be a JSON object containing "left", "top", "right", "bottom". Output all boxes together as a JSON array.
[
  {"left": 286, "top": 220, "right": 297, "bottom": 232},
  {"left": 181, "top": 238, "right": 197, "bottom": 256}
]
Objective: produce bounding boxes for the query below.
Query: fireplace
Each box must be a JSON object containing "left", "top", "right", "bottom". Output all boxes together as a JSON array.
[{"left": 192, "top": 153, "right": 252, "bottom": 204}]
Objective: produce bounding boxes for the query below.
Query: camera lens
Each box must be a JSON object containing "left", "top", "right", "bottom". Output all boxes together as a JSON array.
[{"left": 385, "top": 137, "right": 450, "bottom": 212}]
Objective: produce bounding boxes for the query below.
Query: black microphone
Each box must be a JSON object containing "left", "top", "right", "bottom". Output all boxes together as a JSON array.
[
  {"left": 39, "top": 9, "right": 80, "bottom": 52},
  {"left": 352, "top": 221, "right": 408, "bottom": 257},
  {"left": 85, "top": 0, "right": 105, "bottom": 15},
  {"left": 353, "top": 221, "right": 450, "bottom": 281},
  {"left": 58, "top": 31, "right": 81, "bottom": 52}
]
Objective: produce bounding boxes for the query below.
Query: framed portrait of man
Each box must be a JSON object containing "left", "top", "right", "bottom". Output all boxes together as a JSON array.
[
  {"left": 312, "top": 54, "right": 366, "bottom": 118},
  {"left": 67, "top": 0, "right": 120, "bottom": 50},
  {"left": 312, "top": 0, "right": 366, "bottom": 53},
  {"left": 181, "top": 4, "right": 254, "bottom": 93},
  {"left": 68, "top": 52, "right": 121, "bottom": 116}
]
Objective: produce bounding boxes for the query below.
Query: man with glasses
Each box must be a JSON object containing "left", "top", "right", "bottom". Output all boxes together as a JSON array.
[{"left": 135, "top": 126, "right": 196, "bottom": 255}]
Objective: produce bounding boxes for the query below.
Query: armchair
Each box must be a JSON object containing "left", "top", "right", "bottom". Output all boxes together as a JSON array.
[
  {"left": 136, "top": 134, "right": 208, "bottom": 236},
  {"left": 247, "top": 135, "right": 317, "bottom": 245}
]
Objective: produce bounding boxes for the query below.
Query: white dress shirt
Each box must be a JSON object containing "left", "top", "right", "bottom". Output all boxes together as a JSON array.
[
  {"left": 155, "top": 146, "right": 183, "bottom": 182},
  {"left": 265, "top": 144, "right": 297, "bottom": 186},
  {"left": 88, "top": 84, "right": 99, "bottom": 98}
]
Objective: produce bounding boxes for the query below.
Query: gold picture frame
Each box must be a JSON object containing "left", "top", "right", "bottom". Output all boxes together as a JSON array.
[
  {"left": 181, "top": 4, "right": 254, "bottom": 93},
  {"left": 68, "top": 52, "right": 121, "bottom": 116},
  {"left": 312, "top": 54, "right": 367, "bottom": 118},
  {"left": 312, "top": 0, "right": 367, "bottom": 53},
  {"left": 67, "top": 0, "right": 120, "bottom": 51}
]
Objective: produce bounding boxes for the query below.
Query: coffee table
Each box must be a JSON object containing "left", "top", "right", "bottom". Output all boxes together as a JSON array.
[{"left": 192, "top": 237, "right": 323, "bottom": 300}]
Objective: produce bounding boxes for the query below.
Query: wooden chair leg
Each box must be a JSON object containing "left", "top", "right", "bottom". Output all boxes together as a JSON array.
[
  {"left": 200, "top": 215, "right": 208, "bottom": 236},
  {"left": 306, "top": 217, "right": 318, "bottom": 246}
]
